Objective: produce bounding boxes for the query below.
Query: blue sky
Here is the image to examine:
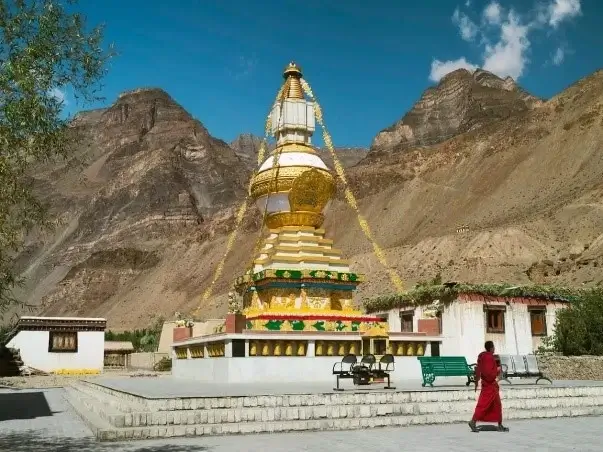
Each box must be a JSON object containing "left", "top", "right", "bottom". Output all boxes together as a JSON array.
[{"left": 61, "top": 0, "right": 601, "bottom": 147}]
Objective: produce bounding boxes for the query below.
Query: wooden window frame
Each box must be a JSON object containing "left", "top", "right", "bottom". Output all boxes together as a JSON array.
[
  {"left": 484, "top": 305, "right": 506, "bottom": 334},
  {"left": 48, "top": 331, "right": 78, "bottom": 353},
  {"left": 400, "top": 310, "right": 414, "bottom": 333},
  {"left": 528, "top": 307, "right": 548, "bottom": 337}
]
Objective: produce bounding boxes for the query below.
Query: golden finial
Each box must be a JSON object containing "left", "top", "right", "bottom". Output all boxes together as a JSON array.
[
  {"left": 283, "top": 62, "right": 303, "bottom": 79},
  {"left": 281, "top": 61, "right": 304, "bottom": 99}
]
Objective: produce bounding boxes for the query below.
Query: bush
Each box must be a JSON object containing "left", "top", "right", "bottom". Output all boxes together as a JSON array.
[
  {"left": 548, "top": 290, "right": 603, "bottom": 356},
  {"left": 153, "top": 357, "right": 172, "bottom": 372}
]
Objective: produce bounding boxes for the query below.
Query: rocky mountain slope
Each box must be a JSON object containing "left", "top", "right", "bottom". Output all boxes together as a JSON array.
[
  {"left": 370, "top": 69, "right": 543, "bottom": 156},
  {"left": 10, "top": 69, "right": 603, "bottom": 329}
]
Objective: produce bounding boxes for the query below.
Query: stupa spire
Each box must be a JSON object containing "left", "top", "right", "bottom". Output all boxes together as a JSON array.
[{"left": 280, "top": 62, "right": 304, "bottom": 100}]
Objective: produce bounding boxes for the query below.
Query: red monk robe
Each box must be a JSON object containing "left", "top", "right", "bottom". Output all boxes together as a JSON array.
[{"left": 468, "top": 342, "right": 509, "bottom": 432}]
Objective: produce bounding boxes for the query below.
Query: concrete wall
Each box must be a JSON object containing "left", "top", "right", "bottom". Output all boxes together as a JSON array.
[
  {"left": 7, "top": 330, "right": 104, "bottom": 373},
  {"left": 129, "top": 352, "right": 169, "bottom": 370},
  {"left": 158, "top": 320, "right": 225, "bottom": 353},
  {"left": 537, "top": 355, "right": 603, "bottom": 380},
  {"left": 386, "top": 300, "right": 566, "bottom": 363},
  {"left": 172, "top": 355, "right": 422, "bottom": 383}
]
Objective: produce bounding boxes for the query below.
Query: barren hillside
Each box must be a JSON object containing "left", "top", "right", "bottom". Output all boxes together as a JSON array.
[{"left": 9, "top": 69, "right": 603, "bottom": 329}]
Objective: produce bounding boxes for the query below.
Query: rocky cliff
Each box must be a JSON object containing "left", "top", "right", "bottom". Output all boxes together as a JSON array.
[
  {"left": 370, "top": 69, "right": 543, "bottom": 156},
  {"left": 12, "top": 88, "right": 250, "bottom": 326},
  {"left": 10, "top": 70, "right": 603, "bottom": 329}
]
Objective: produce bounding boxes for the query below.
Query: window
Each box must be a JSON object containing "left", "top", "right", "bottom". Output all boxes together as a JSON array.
[
  {"left": 484, "top": 306, "right": 505, "bottom": 333},
  {"left": 48, "top": 331, "right": 78, "bottom": 353},
  {"left": 400, "top": 311, "right": 414, "bottom": 333},
  {"left": 376, "top": 313, "right": 388, "bottom": 322},
  {"left": 529, "top": 308, "right": 547, "bottom": 336}
]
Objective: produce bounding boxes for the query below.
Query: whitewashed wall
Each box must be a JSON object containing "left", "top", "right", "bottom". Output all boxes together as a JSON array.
[
  {"left": 385, "top": 300, "right": 567, "bottom": 363},
  {"left": 173, "top": 355, "right": 422, "bottom": 384},
  {"left": 7, "top": 330, "right": 105, "bottom": 373}
]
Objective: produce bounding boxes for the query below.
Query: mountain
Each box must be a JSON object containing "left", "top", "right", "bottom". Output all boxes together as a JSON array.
[
  {"left": 9, "top": 69, "right": 603, "bottom": 329},
  {"left": 370, "top": 69, "right": 543, "bottom": 157},
  {"left": 11, "top": 88, "right": 251, "bottom": 326}
]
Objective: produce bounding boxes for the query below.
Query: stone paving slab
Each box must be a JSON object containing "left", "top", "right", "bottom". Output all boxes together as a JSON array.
[
  {"left": 88, "top": 376, "right": 603, "bottom": 399},
  {"left": 0, "top": 388, "right": 599, "bottom": 451}
]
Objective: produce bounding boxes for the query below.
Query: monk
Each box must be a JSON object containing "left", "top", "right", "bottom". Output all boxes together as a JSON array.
[{"left": 468, "top": 341, "right": 509, "bottom": 432}]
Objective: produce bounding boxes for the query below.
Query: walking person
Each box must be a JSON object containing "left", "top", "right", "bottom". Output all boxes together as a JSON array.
[{"left": 468, "top": 341, "right": 509, "bottom": 432}]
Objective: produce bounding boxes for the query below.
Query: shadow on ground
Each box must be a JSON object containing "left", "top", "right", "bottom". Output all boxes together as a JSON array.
[
  {"left": 0, "top": 431, "right": 210, "bottom": 452},
  {"left": 0, "top": 392, "right": 57, "bottom": 421},
  {"left": 478, "top": 425, "right": 510, "bottom": 432}
]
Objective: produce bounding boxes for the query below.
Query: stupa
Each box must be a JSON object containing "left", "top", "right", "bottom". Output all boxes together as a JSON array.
[
  {"left": 235, "top": 62, "right": 385, "bottom": 335},
  {"left": 170, "top": 63, "right": 430, "bottom": 384}
]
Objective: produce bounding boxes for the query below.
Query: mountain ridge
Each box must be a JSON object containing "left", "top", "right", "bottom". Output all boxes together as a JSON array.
[{"left": 8, "top": 68, "right": 603, "bottom": 329}]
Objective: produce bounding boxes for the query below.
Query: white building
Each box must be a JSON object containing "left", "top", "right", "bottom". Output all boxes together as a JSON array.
[
  {"left": 7, "top": 316, "right": 107, "bottom": 374},
  {"left": 374, "top": 291, "right": 568, "bottom": 362}
]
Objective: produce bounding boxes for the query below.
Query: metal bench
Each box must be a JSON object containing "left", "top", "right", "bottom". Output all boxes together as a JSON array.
[
  {"left": 498, "top": 354, "right": 552, "bottom": 384},
  {"left": 417, "top": 356, "right": 476, "bottom": 387},
  {"left": 332, "top": 354, "right": 396, "bottom": 390},
  {"left": 332, "top": 354, "right": 358, "bottom": 391}
]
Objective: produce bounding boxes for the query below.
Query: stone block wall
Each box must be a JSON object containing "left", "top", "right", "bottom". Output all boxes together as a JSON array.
[{"left": 537, "top": 355, "right": 603, "bottom": 380}]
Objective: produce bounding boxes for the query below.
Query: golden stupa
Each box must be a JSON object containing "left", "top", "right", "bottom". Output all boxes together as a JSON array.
[{"left": 235, "top": 63, "right": 386, "bottom": 334}]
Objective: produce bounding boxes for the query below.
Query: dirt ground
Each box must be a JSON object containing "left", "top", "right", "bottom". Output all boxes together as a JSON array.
[{"left": 0, "top": 370, "right": 165, "bottom": 390}]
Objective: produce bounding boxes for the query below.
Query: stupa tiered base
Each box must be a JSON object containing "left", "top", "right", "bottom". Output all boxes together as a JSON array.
[{"left": 234, "top": 226, "right": 384, "bottom": 332}]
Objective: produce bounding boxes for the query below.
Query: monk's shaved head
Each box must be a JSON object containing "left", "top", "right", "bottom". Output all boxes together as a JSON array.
[{"left": 484, "top": 341, "right": 495, "bottom": 352}]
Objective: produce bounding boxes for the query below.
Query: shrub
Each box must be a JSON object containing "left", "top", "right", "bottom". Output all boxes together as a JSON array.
[
  {"left": 153, "top": 357, "right": 172, "bottom": 372},
  {"left": 548, "top": 290, "right": 603, "bottom": 356}
]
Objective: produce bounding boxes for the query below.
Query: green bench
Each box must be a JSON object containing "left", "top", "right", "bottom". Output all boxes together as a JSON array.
[{"left": 417, "top": 356, "right": 476, "bottom": 387}]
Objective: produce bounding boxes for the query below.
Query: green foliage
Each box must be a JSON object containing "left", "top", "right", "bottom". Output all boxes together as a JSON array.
[
  {"left": 0, "top": 319, "right": 16, "bottom": 346},
  {"left": 153, "top": 357, "right": 172, "bottom": 372},
  {"left": 363, "top": 282, "right": 588, "bottom": 314},
  {"left": 548, "top": 290, "right": 603, "bottom": 356},
  {"left": 105, "top": 316, "right": 164, "bottom": 352},
  {"left": 0, "top": 0, "right": 113, "bottom": 318}
]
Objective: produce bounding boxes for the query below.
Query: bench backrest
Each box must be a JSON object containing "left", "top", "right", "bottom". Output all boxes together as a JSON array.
[
  {"left": 361, "top": 354, "right": 376, "bottom": 365},
  {"left": 380, "top": 354, "right": 395, "bottom": 364},
  {"left": 341, "top": 354, "right": 358, "bottom": 365},
  {"left": 443, "top": 360, "right": 470, "bottom": 373},
  {"left": 498, "top": 354, "right": 513, "bottom": 373},
  {"left": 417, "top": 356, "right": 469, "bottom": 375},
  {"left": 512, "top": 355, "right": 528, "bottom": 375},
  {"left": 525, "top": 355, "right": 541, "bottom": 374}
]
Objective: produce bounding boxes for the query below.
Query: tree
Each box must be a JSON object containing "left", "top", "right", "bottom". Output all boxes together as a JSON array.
[
  {"left": 548, "top": 289, "right": 603, "bottom": 356},
  {"left": 0, "top": 0, "right": 113, "bottom": 319}
]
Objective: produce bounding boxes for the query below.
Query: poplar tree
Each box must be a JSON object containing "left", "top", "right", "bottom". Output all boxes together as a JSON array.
[{"left": 0, "top": 0, "right": 113, "bottom": 318}]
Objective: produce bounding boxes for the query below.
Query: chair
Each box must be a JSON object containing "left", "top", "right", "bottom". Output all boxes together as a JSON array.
[
  {"left": 511, "top": 355, "right": 529, "bottom": 377},
  {"left": 525, "top": 355, "right": 552, "bottom": 384},
  {"left": 374, "top": 354, "right": 396, "bottom": 389},
  {"left": 332, "top": 354, "right": 357, "bottom": 391},
  {"left": 497, "top": 355, "right": 513, "bottom": 384}
]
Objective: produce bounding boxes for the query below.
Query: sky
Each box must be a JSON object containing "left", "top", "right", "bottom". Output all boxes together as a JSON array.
[{"left": 58, "top": 0, "right": 602, "bottom": 147}]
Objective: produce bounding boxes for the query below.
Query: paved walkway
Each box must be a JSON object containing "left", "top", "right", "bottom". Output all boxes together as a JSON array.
[{"left": 0, "top": 388, "right": 597, "bottom": 451}]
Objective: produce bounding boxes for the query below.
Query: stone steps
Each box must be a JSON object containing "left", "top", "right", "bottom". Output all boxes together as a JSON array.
[
  {"left": 64, "top": 381, "right": 603, "bottom": 441},
  {"left": 71, "top": 381, "right": 147, "bottom": 412}
]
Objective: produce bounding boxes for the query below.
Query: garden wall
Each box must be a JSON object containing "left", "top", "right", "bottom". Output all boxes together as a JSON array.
[
  {"left": 129, "top": 352, "right": 169, "bottom": 370},
  {"left": 537, "top": 355, "right": 603, "bottom": 380}
]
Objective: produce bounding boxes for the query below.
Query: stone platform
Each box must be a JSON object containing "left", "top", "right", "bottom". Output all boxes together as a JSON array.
[{"left": 65, "top": 376, "right": 603, "bottom": 441}]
